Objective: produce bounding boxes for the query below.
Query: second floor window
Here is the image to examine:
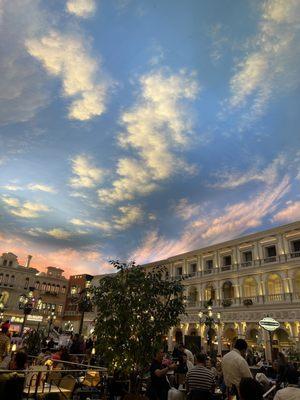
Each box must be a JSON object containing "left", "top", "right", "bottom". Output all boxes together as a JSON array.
[
  {"left": 265, "top": 245, "right": 277, "bottom": 258},
  {"left": 291, "top": 240, "right": 300, "bottom": 254},
  {"left": 205, "top": 259, "right": 213, "bottom": 270},
  {"left": 176, "top": 266, "right": 183, "bottom": 276},
  {"left": 223, "top": 255, "right": 232, "bottom": 266},
  {"left": 243, "top": 251, "right": 253, "bottom": 263},
  {"left": 190, "top": 263, "right": 197, "bottom": 273}
]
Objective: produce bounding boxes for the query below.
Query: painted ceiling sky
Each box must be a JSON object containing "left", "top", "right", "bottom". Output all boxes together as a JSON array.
[{"left": 0, "top": 0, "right": 300, "bottom": 276}]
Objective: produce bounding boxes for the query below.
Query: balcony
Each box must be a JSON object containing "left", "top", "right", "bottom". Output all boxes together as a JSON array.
[
  {"left": 290, "top": 251, "right": 300, "bottom": 258},
  {"left": 241, "top": 261, "right": 252, "bottom": 268},
  {"left": 221, "top": 265, "right": 232, "bottom": 272},
  {"left": 203, "top": 268, "right": 213, "bottom": 275},
  {"left": 264, "top": 256, "right": 277, "bottom": 263},
  {"left": 267, "top": 293, "right": 284, "bottom": 302}
]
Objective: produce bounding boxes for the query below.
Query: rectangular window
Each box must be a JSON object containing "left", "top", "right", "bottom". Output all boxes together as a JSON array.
[
  {"left": 24, "top": 278, "right": 29, "bottom": 289},
  {"left": 291, "top": 240, "right": 300, "bottom": 257},
  {"left": 265, "top": 245, "right": 277, "bottom": 262},
  {"left": 3, "top": 260, "right": 7, "bottom": 266},
  {"left": 242, "top": 251, "right": 253, "bottom": 266},
  {"left": 10, "top": 275, "right": 15, "bottom": 285},
  {"left": 8, "top": 261, "right": 13, "bottom": 266},
  {"left": 190, "top": 263, "right": 197, "bottom": 274},
  {"left": 176, "top": 266, "right": 183, "bottom": 276},
  {"left": 204, "top": 259, "right": 213, "bottom": 274},
  {"left": 221, "top": 255, "right": 232, "bottom": 271}
]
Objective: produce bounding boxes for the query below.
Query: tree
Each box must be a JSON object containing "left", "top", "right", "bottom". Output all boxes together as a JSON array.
[{"left": 92, "top": 260, "right": 185, "bottom": 380}]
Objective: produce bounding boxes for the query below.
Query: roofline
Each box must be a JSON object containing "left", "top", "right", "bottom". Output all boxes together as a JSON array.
[{"left": 141, "top": 220, "right": 300, "bottom": 267}]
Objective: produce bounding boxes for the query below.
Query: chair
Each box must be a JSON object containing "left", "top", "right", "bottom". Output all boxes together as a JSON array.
[
  {"left": 4, "top": 375, "right": 25, "bottom": 400},
  {"left": 57, "top": 374, "right": 76, "bottom": 399},
  {"left": 23, "top": 365, "right": 48, "bottom": 398}
]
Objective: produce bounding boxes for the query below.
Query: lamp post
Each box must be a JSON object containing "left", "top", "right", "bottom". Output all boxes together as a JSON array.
[
  {"left": 77, "top": 289, "right": 93, "bottom": 335},
  {"left": 47, "top": 311, "right": 56, "bottom": 338},
  {"left": 198, "top": 301, "right": 221, "bottom": 355},
  {"left": 18, "top": 287, "right": 39, "bottom": 336}
]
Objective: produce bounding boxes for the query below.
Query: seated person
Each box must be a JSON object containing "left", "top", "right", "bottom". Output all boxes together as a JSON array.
[
  {"left": 0, "top": 351, "right": 27, "bottom": 398},
  {"left": 274, "top": 366, "right": 300, "bottom": 400},
  {"left": 239, "top": 377, "right": 264, "bottom": 400},
  {"left": 186, "top": 353, "right": 215, "bottom": 397}
]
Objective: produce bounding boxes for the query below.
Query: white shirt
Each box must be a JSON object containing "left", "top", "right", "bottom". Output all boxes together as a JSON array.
[
  {"left": 187, "top": 360, "right": 194, "bottom": 371},
  {"left": 184, "top": 349, "right": 194, "bottom": 364},
  {"left": 274, "top": 386, "right": 300, "bottom": 400},
  {"left": 221, "top": 349, "right": 252, "bottom": 389}
]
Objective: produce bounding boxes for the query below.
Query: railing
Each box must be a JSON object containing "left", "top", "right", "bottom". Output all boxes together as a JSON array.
[
  {"left": 293, "top": 292, "right": 300, "bottom": 300},
  {"left": 203, "top": 268, "right": 213, "bottom": 275},
  {"left": 290, "top": 251, "right": 300, "bottom": 258},
  {"left": 221, "top": 265, "right": 231, "bottom": 272},
  {"left": 241, "top": 261, "right": 252, "bottom": 267},
  {"left": 267, "top": 293, "right": 284, "bottom": 302},
  {"left": 264, "top": 256, "right": 277, "bottom": 263}
]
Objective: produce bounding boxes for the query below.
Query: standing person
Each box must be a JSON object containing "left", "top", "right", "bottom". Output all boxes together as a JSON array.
[
  {"left": 0, "top": 326, "right": 10, "bottom": 362},
  {"left": 186, "top": 353, "right": 215, "bottom": 397},
  {"left": 178, "top": 343, "right": 194, "bottom": 364},
  {"left": 277, "top": 352, "right": 288, "bottom": 385},
  {"left": 273, "top": 366, "right": 300, "bottom": 400},
  {"left": 177, "top": 353, "right": 193, "bottom": 374},
  {"left": 221, "top": 339, "right": 252, "bottom": 399},
  {"left": 148, "top": 348, "right": 177, "bottom": 400}
]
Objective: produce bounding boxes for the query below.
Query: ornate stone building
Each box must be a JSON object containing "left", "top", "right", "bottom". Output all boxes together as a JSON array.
[
  {"left": 143, "top": 221, "right": 300, "bottom": 360},
  {"left": 0, "top": 252, "right": 68, "bottom": 333}
]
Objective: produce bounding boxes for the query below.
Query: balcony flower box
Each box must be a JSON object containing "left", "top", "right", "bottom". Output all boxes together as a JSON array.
[
  {"left": 221, "top": 299, "right": 232, "bottom": 307},
  {"left": 243, "top": 299, "right": 253, "bottom": 307}
]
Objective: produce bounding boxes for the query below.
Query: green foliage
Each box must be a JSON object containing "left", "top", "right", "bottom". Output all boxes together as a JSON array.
[
  {"left": 23, "top": 329, "right": 45, "bottom": 356},
  {"left": 92, "top": 260, "right": 186, "bottom": 376}
]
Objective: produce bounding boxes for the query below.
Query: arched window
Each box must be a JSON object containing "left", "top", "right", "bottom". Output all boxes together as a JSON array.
[
  {"left": 204, "top": 284, "right": 215, "bottom": 301},
  {"left": 294, "top": 271, "right": 300, "bottom": 294},
  {"left": 243, "top": 277, "right": 257, "bottom": 297},
  {"left": 267, "top": 274, "right": 283, "bottom": 295},
  {"left": 188, "top": 287, "right": 198, "bottom": 304},
  {"left": 222, "top": 281, "right": 234, "bottom": 299},
  {"left": 35, "top": 281, "right": 40, "bottom": 290}
]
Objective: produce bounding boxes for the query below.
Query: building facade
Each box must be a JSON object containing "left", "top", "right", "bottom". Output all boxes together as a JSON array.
[
  {"left": 143, "top": 221, "right": 300, "bottom": 360},
  {"left": 0, "top": 252, "right": 68, "bottom": 333}
]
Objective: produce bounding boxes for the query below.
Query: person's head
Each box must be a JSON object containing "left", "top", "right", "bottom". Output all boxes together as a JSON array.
[
  {"left": 277, "top": 352, "right": 286, "bottom": 364},
  {"left": 181, "top": 354, "right": 187, "bottom": 363},
  {"left": 206, "top": 358, "right": 212, "bottom": 368},
  {"left": 285, "top": 366, "right": 299, "bottom": 385},
  {"left": 216, "top": 361, "right": 222, "bottom": 371},
  {"left": 239, "top": 377, "right": 264, "bottom": 400},
  {"left": 1, "top": 326, "right": 8, "bottom": 334},
  {"left": 154, "top": 348, "right": 164, "bottom": 363},
  {"left": 234, "top": 339, "right": 248, "bottom": 357},
  {"left": 12, "top": 351, "right": 28, "bottom": 370},
  {"left": 178, "top": 343, "right": 184, "bottom": 351},
  {"left": 195, "top": 353, "right": 207, "bottom": 365}
]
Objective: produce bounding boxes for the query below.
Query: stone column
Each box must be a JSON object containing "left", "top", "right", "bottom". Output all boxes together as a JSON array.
[
  {"left": 263, "top": 329, "right": 272, "bottom": 362},
  {"left": 217, "top": 324, "right": 222, "bottom": 356},
  {"left": 168, "top": 328, "right": 174, "bottom": 351}
]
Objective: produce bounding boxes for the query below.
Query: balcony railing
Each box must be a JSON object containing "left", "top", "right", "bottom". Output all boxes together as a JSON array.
[
  {"left": 264, "top": 256, "right": 277, "bottom": 263},
  {"left": 203, "top": 269, "right": 213, "bottom": 275},
  {"left": 221, "top": 265, "right": 231, "bottom": 272},
  {"left": 267, "top": 293, "right": 284, "bottom": 302},
  {"left": 241, "top": 261, "right": 252, "bottom": 267},
  {"left": 290, "top": 251, "right": 300, "bottom": 258}
]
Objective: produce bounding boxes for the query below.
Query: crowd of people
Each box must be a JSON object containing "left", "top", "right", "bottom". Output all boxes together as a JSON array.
[{"left": 148, "top": 340, "right": 300, "bottom": 400}]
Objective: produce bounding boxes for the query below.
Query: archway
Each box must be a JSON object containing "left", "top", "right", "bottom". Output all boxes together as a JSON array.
[
  {"left": 223, "top": 327, "right": 238, "bottom": 349},
  {"left": 294, "top": 271, "right": 300, "bottom": 295},
  {"left": 243, "top": 277, "right": 257, "bottom": 298},
  {"left": 188, "top": 286, "right": 198, "bottom": 306},
  {"left": 267, "top": 273, "right": 283, "bottom": 300},
  {"left": 204, "top": 284, "right": 215, "bottom": 301},
  {"left": 222, "top": 281, "right": 234, "bottom": 299}
]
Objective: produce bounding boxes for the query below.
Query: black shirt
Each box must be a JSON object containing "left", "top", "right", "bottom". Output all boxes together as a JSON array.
[{"left": 150, "top": 360, "right": 169, "bottom": 391}]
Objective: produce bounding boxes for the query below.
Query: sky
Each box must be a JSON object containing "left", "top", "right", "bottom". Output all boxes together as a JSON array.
[{"left": 0, "top": 0, "right": 300, "bottom": 277}]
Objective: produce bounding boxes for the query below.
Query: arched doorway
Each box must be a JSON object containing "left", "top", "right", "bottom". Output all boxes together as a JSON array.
[
  {"left": 267, "top": 273, "right": 283, "bottom": 301},
  {"left": 223, "top": 327, "right": 238, "bottom": 349}
]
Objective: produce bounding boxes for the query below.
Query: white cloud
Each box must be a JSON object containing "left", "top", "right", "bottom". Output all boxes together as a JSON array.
[
  {"left": 272, "top": 201, "right": 300, "bottom": 223},
  {"left": 26, "top": 30, "right": 109, "bottom": 121},
  {"left": 132, "top": 176, "right": 290, "bottom": 264},
  {"left": 99, "top": 69, "right": 199, "bottom": 204},
  {"left": 209, "top": 154, "right": 286, "bottom": 189},
  {"left": 1, "top": 185, "right": 23, "bottom": 191},
  {"left": 224, "top": 0, "right": 300, "bottom": 127},
  {"left": 1, "top": 195, "right": 50, "bottom": 218},
  {"left": 66, "top": 0, "right": 96, "bottom": 18},
  {"left": 174, "top": 198, "right": 201, "bottom": 221},
  {"left": 113, "top": 205, "right": 143, "bottom": 230},
  {"left": 70, "top": 154, "right": 104, "bottom": 188},
  {"left": 0, "top": 0, "right": 50, "bottom": 125},
  {"left": 27, "top": 183, "right": 56, "bottom": 193}
]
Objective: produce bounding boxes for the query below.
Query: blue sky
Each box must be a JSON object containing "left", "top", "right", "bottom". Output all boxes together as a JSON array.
[{"left": 0, "top": 0, "right": 300, "bottom": 276}]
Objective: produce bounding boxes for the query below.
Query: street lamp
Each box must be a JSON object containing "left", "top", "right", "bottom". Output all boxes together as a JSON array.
[
  {"left": 198, "top": 302, "right": 221, "bottom": 355},
  {"left": 72, "top": 287, "right": 93, "bottom": 335},
  {"left": 18, "top": 287, "right": 39, "bottom": 336},
  {"left": 47, "top": 311, "right": 56, "bottom": 338}
]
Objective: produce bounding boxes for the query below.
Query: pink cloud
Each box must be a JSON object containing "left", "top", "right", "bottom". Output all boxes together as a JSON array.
[
  {"left": 0, "top": 232, "right": 113, "bottom": 277},
  {"left": 273, "top": 201, "right": 300, "bottom": 223},
  {"left": 132, "top": 176, "right": 290, "bottom": 264}
]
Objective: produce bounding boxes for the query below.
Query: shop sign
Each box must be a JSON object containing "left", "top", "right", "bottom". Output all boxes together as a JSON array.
[
  {"left": 259, "top": 317, "right": 280, "bottom": 332},
  {"left": 27, "top": 315, "right": 43, "bottom": 322}
]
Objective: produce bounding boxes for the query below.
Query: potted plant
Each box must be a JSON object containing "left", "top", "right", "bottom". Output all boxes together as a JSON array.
[
  {"left": 243, "top": 299, "right": 253, "bottom": 307},
  {"left": 221, "top": 299, "right": 232, "bottom": 307}
]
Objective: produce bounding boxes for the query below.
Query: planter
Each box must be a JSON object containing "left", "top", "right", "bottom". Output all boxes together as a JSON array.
[
  {"left": 222, "top": 299, "right": 232, "bottom": 307},
  {"left": 243, "top": 299, "right": 253, "bottom": 306}
]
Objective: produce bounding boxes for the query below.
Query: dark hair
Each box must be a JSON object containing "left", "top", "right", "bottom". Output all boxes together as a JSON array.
[
  {"left": 1, "top": 326, "right": 8, "bottom": 334},
  {"left": 14, "top": 351, "right": 28, "bottom": 370},
  {"left": 239, "top": 378, "right": 264, "bottom": 400},
  {"left": 234, "top": 339, "right": 248, "bottom": 351},
  {"left": 195, "top": 353, "right": 207, "bottom": 364},
  {"left": 285, "top": 366, "right": 299, "bottom": 385}
]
